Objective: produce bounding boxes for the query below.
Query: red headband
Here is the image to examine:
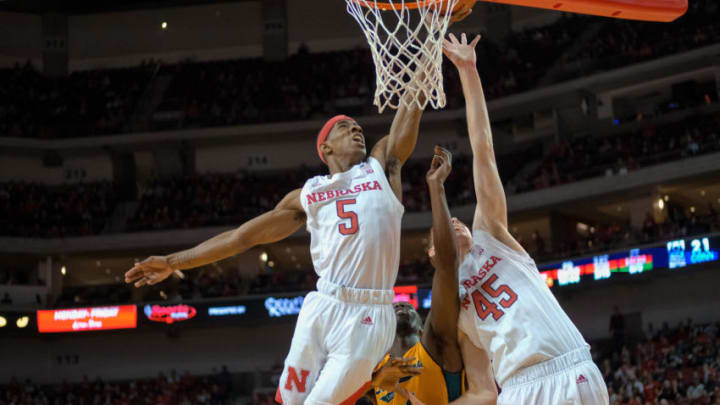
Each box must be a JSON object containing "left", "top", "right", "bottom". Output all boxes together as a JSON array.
[{"left": 317, "top": 115, "right": 353, "bottom": 164}]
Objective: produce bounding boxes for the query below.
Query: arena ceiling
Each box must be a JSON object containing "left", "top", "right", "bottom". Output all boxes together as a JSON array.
[{"left": 0, "top": 0, "right": 254, "bottom": 14}]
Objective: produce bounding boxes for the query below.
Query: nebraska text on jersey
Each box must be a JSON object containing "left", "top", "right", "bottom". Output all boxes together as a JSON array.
[
  {"left": 305, "top": 180, "right": 383, "bottom": 206},
  {"left": 461, "top": 256, "right": 503, "bottom": 290}
]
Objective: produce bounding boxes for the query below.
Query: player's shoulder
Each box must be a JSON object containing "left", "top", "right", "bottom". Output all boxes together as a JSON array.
[
  {"left": 301, "top": 174, "right": 327, "bottom": 191},
  {"left": 470, "top": 228, "right": 534, "bottom": 266}
]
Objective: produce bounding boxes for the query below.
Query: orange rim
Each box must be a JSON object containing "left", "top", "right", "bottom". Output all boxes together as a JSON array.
[{"left": 350, "top": 0, "right": 456, "bottom": 11}]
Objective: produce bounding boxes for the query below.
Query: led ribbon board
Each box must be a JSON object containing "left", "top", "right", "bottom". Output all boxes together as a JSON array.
[
  {"left": 539, "top": 234, "right": 720, "bottom": 288},
  {"left": 37, "top": 305, "right": 137, "bottom": 333}
]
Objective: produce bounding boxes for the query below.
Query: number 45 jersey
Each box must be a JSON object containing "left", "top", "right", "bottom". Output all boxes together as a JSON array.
[
  {"left": 457, "top": 229, "right": 589, "bottom": 387},
  {"left": 300, "top": 157, "right": 404, "bottom": 290}
]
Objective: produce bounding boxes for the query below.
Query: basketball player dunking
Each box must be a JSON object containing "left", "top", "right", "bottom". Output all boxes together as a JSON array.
[
  {"left": 425, "top": 33, "right": 611, "bottom": 405},
  {"left": 369, "top": 146, "right": 465, "bottom": 405},
  {"left": 125, "top": 83, "right": 427, "bottom": 403}
]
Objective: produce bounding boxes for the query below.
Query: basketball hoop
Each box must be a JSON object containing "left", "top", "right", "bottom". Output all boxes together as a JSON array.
[{"left": 346, "top": 0, "right": 462, "bottom": 113}]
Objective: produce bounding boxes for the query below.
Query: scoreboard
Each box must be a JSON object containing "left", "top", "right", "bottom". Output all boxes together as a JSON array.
[{"left": 538, "top": 234, "right": 719, "bottom": 288}]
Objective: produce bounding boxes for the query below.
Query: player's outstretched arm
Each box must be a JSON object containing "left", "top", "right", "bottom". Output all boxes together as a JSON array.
[
  {"left": 444, "top": 33, "right": 525, "bottom": 253},
  {"left": 124, "top": 188, "right": 306, "bottom": 287},
  {"left": 423, "top": 146, "right": 463, "bottom": 373},
  {"left": 443, "top": 34, "right": 506, "bottom": 232},
  {"left": 371, "top": 58, "right": 428, "bottom": 200}
]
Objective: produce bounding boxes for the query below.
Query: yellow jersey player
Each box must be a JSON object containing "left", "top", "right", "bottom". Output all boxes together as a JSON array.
[{"left": 368, "top": 147, "right": 465, "bottom": 405}]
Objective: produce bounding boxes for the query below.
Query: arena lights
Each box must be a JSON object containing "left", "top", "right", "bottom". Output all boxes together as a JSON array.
[
  {"left": 16, "top": 316, "right": 29, "bottom": 328},
  {"left": 161, "top": 21, "right": 168, "bottom": 30},
  {"left": 0, "top": 316, "right": 6, "bottom": 328}
]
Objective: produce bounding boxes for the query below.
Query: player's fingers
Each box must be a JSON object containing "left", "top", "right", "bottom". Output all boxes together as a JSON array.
[
  {"left": 147, "top": 277, "right": 162, "bottom": 286},
  {"left": 461, "top": 33, "right": 467, "bottom": 44},
  {"left": 134, "top": 277, "right": 148, "bottom": 288},
  {"left": 399, "top": 365, "right": 424, "bottom": 374},
  {"left": 470, "top": 34, "right": 481, "bottom": 48},
  {"left": 390, "top": 357, "right": 416, "bottom": 366},
  {"left": 435, "top": 146, "right": 450, "bottom": 163},
  {"left": 448, "top": 32, "right": 459, "bottom": 44},
  {"left": 125, "top": 273, "right": 144, "bottom": 284},
  {"left": 441, "top": 148, "right": 452, "bottom": 165},
  {"left": 125, "top": 267, "right": 144, "bottom": 282}
]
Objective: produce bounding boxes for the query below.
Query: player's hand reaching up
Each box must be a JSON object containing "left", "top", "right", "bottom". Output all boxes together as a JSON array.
[
  {"left": 443, "top": 32, "right": 481, "bottom": 70},
  {"left": 426, "top": 146, "right": 453, "bottom": 185},
  {"left": 371, "top": 357, "right": 424, "bottom": 393},
  {"left": 125, "top": 256, "right": 182, "bottom": 287}
]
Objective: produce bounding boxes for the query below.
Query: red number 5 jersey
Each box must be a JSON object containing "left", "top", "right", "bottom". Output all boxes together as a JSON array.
[
  {"left": 457, "top": 229, "right": 589, "bottom": 387},
  {"left": 300, "top": 157, "right": 404, "bottom": 290}
]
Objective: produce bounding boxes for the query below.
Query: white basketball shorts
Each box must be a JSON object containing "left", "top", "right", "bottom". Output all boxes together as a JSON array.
[
  {"left": 499, "top": 347, "right": 609, "bottom": 405},
  {"left": 275, "top": 278, "right": 396, "bottom": 405}
]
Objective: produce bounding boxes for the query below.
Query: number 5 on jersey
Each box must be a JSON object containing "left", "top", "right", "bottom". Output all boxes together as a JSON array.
[
  {"left": 472, "top": 274, "right": 518, "bottom": 321},
  {"left": 336, "top": 199, "right": 359, "bottom": 235}
]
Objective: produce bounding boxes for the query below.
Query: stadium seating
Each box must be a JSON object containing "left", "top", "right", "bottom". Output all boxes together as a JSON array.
[{"left": 0, "top": 0, "right": 717, "bottom": 138}]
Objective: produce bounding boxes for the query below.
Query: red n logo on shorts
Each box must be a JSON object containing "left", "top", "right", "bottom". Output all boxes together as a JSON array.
[{"left": 285, "top": 367, "right": 310, "bottom": 392}]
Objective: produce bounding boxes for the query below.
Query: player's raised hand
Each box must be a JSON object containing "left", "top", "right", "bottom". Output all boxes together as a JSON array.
[
  {"left": 371, "top": 357, "right": 424, "bottom": 393},
  {"left": 426, "top": 146, "right": 453, "bottom": 185},
  {"left": 125, "top": 256, "right": 180, "bottom": 288},
  {"left": 443, "top": 32, "right": 481, "bottom": 69}
]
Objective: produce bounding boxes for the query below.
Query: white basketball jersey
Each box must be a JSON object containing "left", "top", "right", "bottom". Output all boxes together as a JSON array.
[
  {"left": 300, "top": 157, "right": 404, "bottom": 290},
  {"left": 457, "top": 229, "right": 588, "bottom": 387}
]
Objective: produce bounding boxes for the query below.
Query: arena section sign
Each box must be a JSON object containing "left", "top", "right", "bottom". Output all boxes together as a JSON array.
[{"left": 37, "top": 305, "right": 137, "bottom": 333}]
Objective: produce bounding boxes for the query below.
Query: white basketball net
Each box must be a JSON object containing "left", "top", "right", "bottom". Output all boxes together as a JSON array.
[{"left": 346, "top": 0, "right": 459, "bottom": 113}]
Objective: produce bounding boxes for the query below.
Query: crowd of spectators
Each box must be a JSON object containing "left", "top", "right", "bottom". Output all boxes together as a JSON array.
[
  {"left": 554, "top": 0, "right": 720, "bottom": 83},
  {"left": 3, "top": 2, "right": 719, "bottom": 139},
  {"left": 1, "top": 316, "right": 718, "bottom": 405},
  {"left": 0, "top": 368, "right": 234, "bottom": 405},
  {"left": 510, "top": 111, "right": 720, "bottom": 195},
  {"left": 126, "top": 167, "right": 315, "bottom": 232},
  {"left": 111, "top": 109, "right": 720, "bottom": 236},
  {"left": 0, "top": 62, "right": 154, "bottom": 138},
  {"left": 595, "top": 320, "right": 720, "bottom": 405},
  {"left": 152, "top": 14, "right": 588, "bottom": 130},
  {"left": 153, "top": 48, "right": 376, "bottom": 129},
  {"left": 0, "top": 180, "right": 116, "bottom": 237},
  {"left": 2, "top": 107, "right": 718, "bottom": 244}
]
